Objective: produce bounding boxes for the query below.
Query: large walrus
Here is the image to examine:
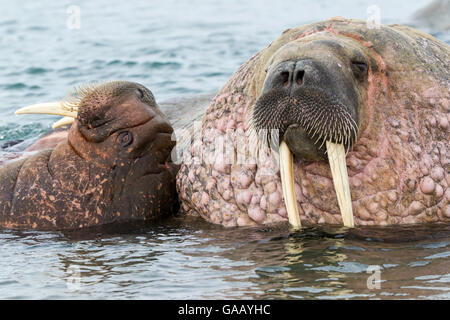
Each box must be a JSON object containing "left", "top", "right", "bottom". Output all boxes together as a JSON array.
[
  {"left": 0, "top": 81, "right": 179, "bottom": 230},
  {"left": 176, "top": 18, "right": 449, "bottom": 227}
]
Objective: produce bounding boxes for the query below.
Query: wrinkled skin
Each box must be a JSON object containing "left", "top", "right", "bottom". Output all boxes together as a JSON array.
[
  {"left": 177, "top": 18, "right": 450, "bottom": 227},
  {"left": 0, "top": 82, "right": 179, "bottom": 230}
]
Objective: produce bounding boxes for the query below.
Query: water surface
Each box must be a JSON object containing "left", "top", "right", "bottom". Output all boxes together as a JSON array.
[{"left": 1, "top": 218, "right": 449, "bottom": 299}]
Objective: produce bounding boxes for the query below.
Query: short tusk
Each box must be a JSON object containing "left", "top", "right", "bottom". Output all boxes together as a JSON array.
[
  {"left": 326, "top": 141, "right": 354, "bottom": 228},
  {"left": 279, "top": 141, "right": 302, "bottom": 229},
  {"left": 15, "top": 102, "right": 78, "bottom": 118},
  {"left": 52, "top": 116, "right": 75, "bottom": 129}
]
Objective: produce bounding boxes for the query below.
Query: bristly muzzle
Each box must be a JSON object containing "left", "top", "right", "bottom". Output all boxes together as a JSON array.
[{"left": 251, "top": 86, "right": 358, "bottom": 153}]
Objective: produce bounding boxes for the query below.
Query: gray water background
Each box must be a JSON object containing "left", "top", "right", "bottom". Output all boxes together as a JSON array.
[{"left": 0, "top": 0, "right": 449, "bottom": 299}]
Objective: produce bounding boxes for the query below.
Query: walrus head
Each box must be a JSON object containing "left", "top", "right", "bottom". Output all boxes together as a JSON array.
[
  {"left": 251, "top": 35, "right": 370, "bottom": 227},
  {"left": 253, "top": 38, "right": 366, "bottom": 159},
  {"left": 12, "top": 81, "right": 179, "bottom": 229},
  {"left": 67, "top": 81, "right": 175, "bottom": 169}
]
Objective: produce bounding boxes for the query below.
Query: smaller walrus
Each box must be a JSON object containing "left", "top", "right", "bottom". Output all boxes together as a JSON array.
[{"left": 0, "top": 81, "right": 179, "bottom": 230}]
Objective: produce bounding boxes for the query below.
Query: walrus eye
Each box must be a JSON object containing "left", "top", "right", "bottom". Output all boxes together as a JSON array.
[
  {"left": 137, "top": 88, "right": 144, "bottom": 99},
  {"left": 118, "top": 131, "right": 133, "bottom": 148},
  {"left": 351, "top": 61, "right": 368, "bottom": 79}
]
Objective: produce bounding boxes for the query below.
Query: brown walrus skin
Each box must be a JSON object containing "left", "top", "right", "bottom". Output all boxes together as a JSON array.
[{"left": 0, "top": 81, "right": 179, "bottom": 230}]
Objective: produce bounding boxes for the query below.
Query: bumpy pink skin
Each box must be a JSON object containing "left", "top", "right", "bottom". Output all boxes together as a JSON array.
[{"left": 177, "top": 18, "right": 450, "bottom": 227}]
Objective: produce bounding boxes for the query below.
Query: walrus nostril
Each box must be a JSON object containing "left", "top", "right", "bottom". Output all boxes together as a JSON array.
[
  {"left": 281, "top": 71, "right": 290, "bottom": 87},
  {"left": 295, "top": 69, "right": 305, "bottom": 86},
  {"left": 269, "top": 62, "right": 305, "bottom": 89}
]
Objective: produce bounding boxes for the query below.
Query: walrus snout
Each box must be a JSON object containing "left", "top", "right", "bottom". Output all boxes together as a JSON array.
[
  {"left": 283, "top": 124, "right": 326, "bottom": 161},
  {"left": 254, "top": 53, "right": 362, "bottom": 160},
  {"left": 261, "top": 60, "right": 306, "bottom": 92}
]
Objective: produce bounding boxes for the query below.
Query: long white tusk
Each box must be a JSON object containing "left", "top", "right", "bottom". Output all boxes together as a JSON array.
[
  {"left": 326, "top": 141, "right": 354, "bottom": 227},
  {"left": 279, "top": 141, "right": 302, "bottom": 229},
  {"left": 15, "top": 102, "right": 78, "bottom": 118},
  {"left": 52, "top": 116, "right": 75, "bottom": 129}
]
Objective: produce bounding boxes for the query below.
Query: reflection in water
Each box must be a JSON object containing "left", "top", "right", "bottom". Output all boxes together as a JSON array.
[{"left": 0, "top": 217, "right": 449, "bottom": 299}]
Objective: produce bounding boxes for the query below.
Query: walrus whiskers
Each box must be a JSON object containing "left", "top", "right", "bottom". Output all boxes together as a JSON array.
[{"left": 252, "top": 88, "right": 358, "bottom": 228}]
